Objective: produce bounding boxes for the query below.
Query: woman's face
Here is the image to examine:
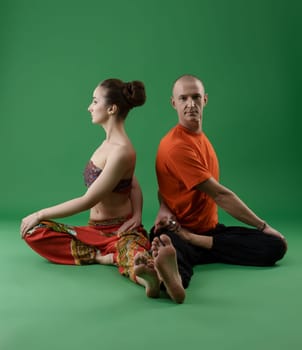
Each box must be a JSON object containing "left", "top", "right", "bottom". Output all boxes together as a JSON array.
[{"left": 87, "top": 86, "right": 109, "bottom": 124}]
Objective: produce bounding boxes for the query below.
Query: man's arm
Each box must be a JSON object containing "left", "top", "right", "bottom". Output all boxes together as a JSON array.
[
  {"left": 197, "top": 177, "right": 264, "bottom": 228},
  {"left": 167, "top": 176, "right": 285, "bottom": 249},
  {"left": 196, "top": 177, "right": 285, "bottom": 239},
  {"left": 154, "top": 192, "right": 214, "bottom": 249},
  {"left": 154, "top": 192, "right": 175, "bottom": 232}
]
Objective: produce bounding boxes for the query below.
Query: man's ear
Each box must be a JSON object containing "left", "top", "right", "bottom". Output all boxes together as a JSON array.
[
  {"left": 171, "top": 96, "right": 176, "bottom": 109},
  {"left": 203, "top": 93, "right": 208, "bottom": 106},
  {"left": 107, "top": 104, "right": 118, "bottom": 115}
]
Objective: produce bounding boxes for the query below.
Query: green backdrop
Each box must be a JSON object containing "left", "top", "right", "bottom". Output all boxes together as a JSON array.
[
  {"left": 1, "top": 0, "right": 301, "bottom": 228},
  {"left": 1, "top": 2, "right": 302, "bottom": 350}
]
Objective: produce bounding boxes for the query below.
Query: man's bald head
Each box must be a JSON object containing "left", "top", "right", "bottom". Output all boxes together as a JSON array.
[{"left": 172, "top": 74, "right": 205, "bottom": 96}]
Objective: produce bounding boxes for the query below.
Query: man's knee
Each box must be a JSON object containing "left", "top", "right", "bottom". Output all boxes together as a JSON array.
[
  {"left": 265, "top": 235, "right": 287, "bottom": 265},
  {"left": 275, "top": 236, "right": 287, "bottom": 260}
]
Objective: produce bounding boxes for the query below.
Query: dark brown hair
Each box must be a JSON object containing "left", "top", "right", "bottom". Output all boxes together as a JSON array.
[{"left": 99, "top": 79, "right": 146, "bottom": 118}]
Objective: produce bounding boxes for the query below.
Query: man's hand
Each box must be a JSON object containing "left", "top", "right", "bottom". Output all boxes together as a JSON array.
[
  {"left": 155, "top": 216, "right": 193, "bottom": 242},
  {"left": 155, "top": 215, "right": 177, "bottom": 233},
  {"left": 263, "top": 224, "right": 287, "bottom": 249}
]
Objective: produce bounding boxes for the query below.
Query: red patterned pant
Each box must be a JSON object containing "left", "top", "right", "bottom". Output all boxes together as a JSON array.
[{"left": 24, "top": 218, "right": 151, "bottom": 283}]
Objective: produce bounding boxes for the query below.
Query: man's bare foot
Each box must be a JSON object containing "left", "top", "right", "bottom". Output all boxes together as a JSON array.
[
  {"left": 95, "top": 252, "right": 114, "bottom": 265},
  {"left": 134, "top": 253, "right": 160, "bottom": 298},
  {"left": 152, "top": 235, "right": 185, "bottom": 304}
]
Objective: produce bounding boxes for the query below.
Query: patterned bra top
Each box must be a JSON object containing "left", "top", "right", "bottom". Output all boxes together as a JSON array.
[{"left": 83, "top": 160, "right": 132, "bottom": 194}]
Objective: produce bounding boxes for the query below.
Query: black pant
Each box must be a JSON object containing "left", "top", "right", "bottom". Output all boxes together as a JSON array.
[{"left": 150, "top": 224, "right": 287, "bottom": 289}]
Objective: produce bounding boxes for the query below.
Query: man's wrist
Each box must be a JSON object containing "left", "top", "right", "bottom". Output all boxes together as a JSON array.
[{"left": 256, "top": 221, "right": 267, "bottom": 232}]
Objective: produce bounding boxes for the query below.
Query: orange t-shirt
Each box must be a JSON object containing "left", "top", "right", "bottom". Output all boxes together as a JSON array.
[{"left": 156, "top": 124, "right": 219, "bottom": 234}]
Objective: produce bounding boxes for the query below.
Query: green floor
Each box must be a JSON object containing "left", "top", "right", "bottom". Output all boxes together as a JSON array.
[{"left": 1, "top": 220, "right": 301, "bottom": 350}]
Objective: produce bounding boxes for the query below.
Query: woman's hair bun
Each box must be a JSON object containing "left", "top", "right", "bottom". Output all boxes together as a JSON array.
[{"left": 122, "top": 81, "right": 146, "bottom": 108}]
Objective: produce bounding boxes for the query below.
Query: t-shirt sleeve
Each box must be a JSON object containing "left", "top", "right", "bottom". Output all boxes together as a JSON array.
[{"left": 166, "top": 143, "right": 212, "bottom": 190}]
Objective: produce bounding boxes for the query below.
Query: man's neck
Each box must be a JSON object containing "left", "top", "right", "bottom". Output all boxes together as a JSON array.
[{"left": 178, "top": 123, "right": 203, "bottom": 134}]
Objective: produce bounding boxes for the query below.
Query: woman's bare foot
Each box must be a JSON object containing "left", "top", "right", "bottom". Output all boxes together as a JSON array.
[
  {"left": 152, "top": 235, "right": 185, "bottom": 304},
  {"left": 134, "top": 253, "right": 160, "bottom": 298},
  {"left": 95, "top": 252, "right": 114, "bottom": 265}
]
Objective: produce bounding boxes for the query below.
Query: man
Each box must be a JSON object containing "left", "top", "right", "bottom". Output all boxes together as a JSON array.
[{"left": 150, "top": 74, "right": 287, "bottom": 300}]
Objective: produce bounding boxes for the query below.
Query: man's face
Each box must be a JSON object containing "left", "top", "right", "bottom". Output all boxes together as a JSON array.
[{"left": 171, "top": 78, "right": 208, "bottom": 133}]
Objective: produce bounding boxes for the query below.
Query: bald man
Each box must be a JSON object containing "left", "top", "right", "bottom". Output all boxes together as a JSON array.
[{"left": 152, "top": 74, "right": 287, "bottom": 292}]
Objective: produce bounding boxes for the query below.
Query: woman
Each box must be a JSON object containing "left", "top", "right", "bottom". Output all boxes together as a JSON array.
[{"left": 21, "top": 78, "right": 160, "bottom": 298}]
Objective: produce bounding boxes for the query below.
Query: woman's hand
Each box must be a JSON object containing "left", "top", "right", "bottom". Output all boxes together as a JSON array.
[
  {"left": 117, "top": 214, "right": 142, "bottom": 234},
  {"left": 20, "top": 212, "right": 41, "bottom": 238}
]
